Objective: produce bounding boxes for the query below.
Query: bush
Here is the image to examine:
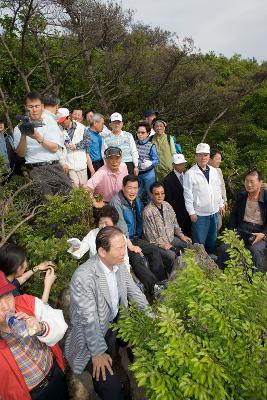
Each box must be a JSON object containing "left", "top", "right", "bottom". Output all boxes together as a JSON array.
[{"left": 115, "top": 230, "right": 267, "bottom": 399}]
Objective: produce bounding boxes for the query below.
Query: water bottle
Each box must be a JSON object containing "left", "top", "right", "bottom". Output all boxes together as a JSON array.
[{"left": 6, "top": 314, "right": 29, "bottom": 338}]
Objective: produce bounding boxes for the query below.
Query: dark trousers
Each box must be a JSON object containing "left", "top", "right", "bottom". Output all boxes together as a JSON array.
[
  {"left": 85, "top": 328, "right": 127, "bottom": 400},
  {"left": 218, "top": 222, "right": 267, "bottom": 272},
  {"left": 129, "top": 239, "right": 166, "bottom": 294},
  {"left": 30, "top": 362, "right": 69, "bottom": 400},
  {"left": 159, "top": 237, "right": 189, "bottom": 275},
  {"left": 125, "top": 162, "right": 134, "bottom": 175}
]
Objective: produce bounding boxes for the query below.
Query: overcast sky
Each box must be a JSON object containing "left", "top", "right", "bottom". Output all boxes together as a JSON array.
[{"left": 121, "top": 0, "right": 267, "bottom": 62}]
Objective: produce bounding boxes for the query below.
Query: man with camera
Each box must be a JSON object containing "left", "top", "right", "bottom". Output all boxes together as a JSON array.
[{"left": 13, "top": 91, "right": 72, "bottom": 196}]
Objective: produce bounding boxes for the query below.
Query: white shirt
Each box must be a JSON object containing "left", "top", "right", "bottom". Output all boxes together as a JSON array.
[
  {"left": 13, "top": 115, "right": 62, "bottom": 164},
  {"left": 68, "top": 228, "right": 131, "bottom": 272},
  {"left": 149, "top": 128, "right": 156, "bottom": 137},
  {"left": 174, "top": 169, "right": 184, "bottom": 185},
  {"left": 99, "top": 260, "right": 119, "bottom": 319}
]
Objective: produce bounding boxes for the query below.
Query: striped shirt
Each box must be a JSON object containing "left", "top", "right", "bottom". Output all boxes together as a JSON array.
[{"left": 1, "top": 332, "right": 53, "bottom": 390}]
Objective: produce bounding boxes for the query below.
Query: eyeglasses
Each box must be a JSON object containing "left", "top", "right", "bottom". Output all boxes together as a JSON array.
[{"left": 137, "top": 131, "right": 147, "bottom": 134}]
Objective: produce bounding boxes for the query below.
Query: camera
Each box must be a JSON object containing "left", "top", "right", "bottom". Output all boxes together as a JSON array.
[{"left": 16, "top": 115, "right": 44, "bottom": 135}]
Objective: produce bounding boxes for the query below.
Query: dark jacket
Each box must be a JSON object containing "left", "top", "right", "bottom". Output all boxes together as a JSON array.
[
  {"left": 229, "top": 188, "right": 267, "bottom": 235},
  {"left": 163, "top": 170, "right": 191, "bottom": 237}
]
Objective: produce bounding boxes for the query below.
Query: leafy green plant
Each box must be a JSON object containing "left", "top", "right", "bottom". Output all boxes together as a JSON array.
[{"left": 115, "top": 230, "right": 267, "bottom": 399}]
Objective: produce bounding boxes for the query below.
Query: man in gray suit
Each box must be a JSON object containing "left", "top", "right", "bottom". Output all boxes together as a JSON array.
[{"left": 65, "top": 226, "right": 148, "bottom": 400}]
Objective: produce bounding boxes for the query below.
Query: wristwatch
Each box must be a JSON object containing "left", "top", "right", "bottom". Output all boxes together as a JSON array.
[
  {"left": 37, "top": 136, "right": 44, "bottom": 144},
  {"left": 32, "top": 266, "right": 39, "bottom": 273}
]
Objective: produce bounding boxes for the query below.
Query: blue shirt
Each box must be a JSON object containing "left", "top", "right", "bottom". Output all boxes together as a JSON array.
[
  {"left": 86, "top": 127, "right": 103, "bottom": 162},
  {"left": 198, "top": 164, "right": 210, "bottom": 183}
]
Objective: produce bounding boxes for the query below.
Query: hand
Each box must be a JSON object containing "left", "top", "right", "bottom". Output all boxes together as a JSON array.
[
  {"left": 133, "top": 166, "right": 139, "bottom": 176},
  {"left": 93, "top": 199, "right": 106, "bottom": 209},
  {"left": 92, "top": 353, "right": 113, "bottom": 381},
  {"left": 251, "top": 232, "right": 265, "bottom": 246},
  {"left": 63, "top": 164, "right": 69, "bottom": 174},
  {"left": 190, "top": 214, "right": 198, "bottom": 222},
  {"left": 224, "top": 202, "right": 228, "bottom": 211},
  {"left": 131, "top": 245, "right": 142, "bottom": 254},
  {"left": 15, "top": 312, "right": 42, "bottom": 336},
  {"left": 219, "top": 207, "right": 225, "bottom": 217},
  {"left": 35, "top": 261, "right": 55, "bottom": 271},
  {"left": 180, "top": 235, "right": 192, "bottom": 244},
  {"left": 66, "top": 143, "right": 76, "bottom": 151},
  {"left": 162, "top": 243, "right": 172, "bottom": 250},
  {"left": 44, "top": 267, "right": 56, "bottom": 288},
  {"left": 29, "top": 130, "right": 42, "bottom": 142},
  {"left": 140, "top": 160, "right": 152, "bottom": 169}
]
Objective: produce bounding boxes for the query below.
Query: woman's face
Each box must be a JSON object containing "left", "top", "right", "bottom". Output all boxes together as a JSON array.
[
  {"left": 15, "top": 259, "right": 28, "bottom": 278},
  {"left": 136, "top": 126, "right": 149, "bottom": 141},
  {"left": 154, "top": 121, "right": 165, "bottom": 135}
]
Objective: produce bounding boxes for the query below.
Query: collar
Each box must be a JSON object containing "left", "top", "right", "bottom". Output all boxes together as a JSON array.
[
  {"left": 197, "top": 164, "right": 210, "bottom": 172},
  {"left": 137, "top": 138, "right": 150, "bottom": 145},
  {"left": 173, "top": 169, "right": 183, "bottom": 178},
  {"left": 247, "top": 187, "right": 263, "bottom": 201},
  {"left": 105, "top": 163, "right": 124, "bottom": 175},
  {"left": 88, "top": 127, "right": 99, "bottom": 135},
  {"left": 98, "top": 259, "right": 119, "bottom": 274}
]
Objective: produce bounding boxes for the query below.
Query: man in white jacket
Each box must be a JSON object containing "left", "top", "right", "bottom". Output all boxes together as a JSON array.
[
  {"left": 57, "top": 107, "right": 94, "bottom": 186},
  {"left": 183, "top": 143, "right": 224, "bottom": 255}
]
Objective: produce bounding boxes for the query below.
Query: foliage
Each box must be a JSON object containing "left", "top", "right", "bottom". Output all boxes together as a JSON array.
[
  {"left": 115, "top": 230, "right": 267, "bottom": 399},
  {"left": 0, "top": 178, "right": 94, "bottom": 301}
]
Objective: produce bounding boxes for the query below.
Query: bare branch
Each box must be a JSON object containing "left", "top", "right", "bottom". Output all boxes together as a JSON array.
[
  {"left": 201, "top": 107, "right": 229, "bottom": 142},
  {"left": 62, "top": 88, "right": 94, "bottom": 106}
]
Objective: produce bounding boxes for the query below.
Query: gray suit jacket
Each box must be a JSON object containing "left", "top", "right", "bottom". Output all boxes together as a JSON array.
[{"left": 64, "top": 254, "right": 148, "bottom": 374}]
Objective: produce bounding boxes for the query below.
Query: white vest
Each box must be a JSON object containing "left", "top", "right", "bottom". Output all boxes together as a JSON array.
[{"left": 64, "top": 122, "right": 87, "bottom": 171}]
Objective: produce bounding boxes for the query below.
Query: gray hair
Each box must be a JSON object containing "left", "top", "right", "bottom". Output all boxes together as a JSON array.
[{"left": 90, "top": 113, "right": 104, "bottom": 127}]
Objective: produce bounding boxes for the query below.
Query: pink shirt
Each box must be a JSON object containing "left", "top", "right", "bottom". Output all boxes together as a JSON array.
[{"left": 87, "top": 162, "right": 128, "bottom": 202}]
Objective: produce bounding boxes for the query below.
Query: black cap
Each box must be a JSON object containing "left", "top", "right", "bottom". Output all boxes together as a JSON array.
[
  {"left": 144, "top": 110, "right": 160, "bottom": 118},
  {"left": 104, "top": 146, "right": 122, "bottom": 158}
]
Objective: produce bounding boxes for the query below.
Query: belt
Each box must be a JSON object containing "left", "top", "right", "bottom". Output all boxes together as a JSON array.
[
  {"left": 27, "top": 160, "right": 59, "bottom": 168},
  {"left": 30, "top": 360, "right": 57, "bottom": 394}
]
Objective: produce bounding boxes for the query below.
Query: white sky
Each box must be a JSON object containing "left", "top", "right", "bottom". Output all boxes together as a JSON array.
[{"left": 121, "top": 0, "right": 267, "bottom": 62}]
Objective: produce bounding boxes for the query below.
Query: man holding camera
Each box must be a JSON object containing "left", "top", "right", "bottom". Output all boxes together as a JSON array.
[{"left": 13, "top": 91, "right": 72, "bottom": 196}]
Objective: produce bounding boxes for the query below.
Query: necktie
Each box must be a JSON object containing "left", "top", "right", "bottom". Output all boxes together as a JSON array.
[{"left": 179, "top": 174, "right": 183, "bottom": 186}]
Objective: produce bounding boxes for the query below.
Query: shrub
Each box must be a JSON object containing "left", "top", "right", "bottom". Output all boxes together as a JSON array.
[{"left": 115, "top": 230, "right": 267, "bottom": 399}]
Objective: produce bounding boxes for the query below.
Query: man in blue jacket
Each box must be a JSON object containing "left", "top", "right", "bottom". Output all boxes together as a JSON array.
[{"left": 109, "top": 175, "right": 166, "bottom": 295}]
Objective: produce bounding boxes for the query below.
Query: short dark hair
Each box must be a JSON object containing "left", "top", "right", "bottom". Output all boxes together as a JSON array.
[
  {"left": 84, "top": 109, "right": 95, "bottom": 119},
  {"left": 97, "top": 205, "right": 119, "bottom": 225},
  {"left": 43, "top": 92, "right": 60, "bottom": 107},
  {"left": 122, "top": 174, "right": 139, "bottom": 187},
  {"left": 24, "top": 91, "right": 43, "bottom": 104},
  {"left": 210, "top": 148, "right": 222, "bottom": 159},
  {"left": 96, "top": 226, "right": 123, "bottom": 252},
  {"left": 244, "top": 169, "right": 264, "bottom": 181},
  {"left": 71, "top": 108, "right": 83, "bottom": 114},
  {"left": 136, "top": 120, "right": 151, "bottom": 134},
  {"left": 0, "top": 243, "right": 27, "bottom": 276},
  {"left": 150, "top": 181, "right": 164, "bottom": 193}
]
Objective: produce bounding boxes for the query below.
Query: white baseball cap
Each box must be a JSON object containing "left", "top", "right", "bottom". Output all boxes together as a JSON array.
[
  {"left": 173, "top": 154, "right": 187, "bottom": 164},
  {"left": 110, "top": 112, "right": 123, "bottom": 122},
  {"left": 196, "top": 143, "right": 210, "bottom": 154},
  {"left": 57, "top": 108, "right": 70, "bottom": 123}
]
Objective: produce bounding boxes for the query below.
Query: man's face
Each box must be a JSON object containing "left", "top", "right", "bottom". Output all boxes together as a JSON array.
[
  {"left": 72, "top": 109, "right": 83, "bottom": 123},
  {"left": 122, "top": 181, "right": 139, "bottom": 203},
  {"left": 98, "top": 217, "right": 114, "bottom": 229},
  {"left": 59, "top": 117, "right": 72, "bottom": 130},
  {"left": 0, "top": 122, "right": 4, "bottom": 132},
  {"left": 174, "top": 163, "right": 186, "bottom": 173},
  {"left": 196, "top": 153, "right": 210, "bottom": 168},
  {"left": 25, "top": 98, "right": 44, "bottom": 120},
  {"left": 100, "top": 233, "right": 125, "bottom": 267},
  {"left": 245, "top": 174, "right": 262, "bottom": 194},
  {"left": 152, "top": 186, "right": 165, "bottom": 206},
  {"left": 93, "top": 118, "right": 104, "bottom": 133},
  {"left": 154, "top": 122, "right": 165, "bottom": 135},
  {"left": 110, "top": 120, "right": 123, "bottom": 133},
  {"left": 0, "top": 293, "right": 15, "bottom": 324},
  {"left": 105, "top": 155, "right": 121, "bottom": 172},
  {"left": 210, "top": 153, "right": 222, "bottom": 168},
  {"left": 145, "top": 114, "right": 156, "bottom": 126}
]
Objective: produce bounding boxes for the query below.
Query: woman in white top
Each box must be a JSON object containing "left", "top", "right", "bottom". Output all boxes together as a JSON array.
[{"left": 67, "top": 205, "right": 131, "bottom": 272}]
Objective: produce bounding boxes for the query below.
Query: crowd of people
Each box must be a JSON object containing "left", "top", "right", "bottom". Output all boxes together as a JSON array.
[{"left": 0, "top": 90, "right": 266, "bottom": 399}]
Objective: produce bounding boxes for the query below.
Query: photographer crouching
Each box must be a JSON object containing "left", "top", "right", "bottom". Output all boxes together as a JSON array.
[{"left": 13, "top": 91, "right": 72, "bottom": 196}]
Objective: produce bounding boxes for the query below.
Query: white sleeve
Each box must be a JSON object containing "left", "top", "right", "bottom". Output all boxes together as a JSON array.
[
  {"left": 128, "top": 134, "right": 139, "bottom": 166},
  {"left": 13, "top": 126, "right": 22, "bottom": 149},
  {"left": 71, "top": 229, "right": 98, "bottom": 259},
  {"left": 34, "top": 297, "right": 68, "bottom": 346},
  {"left": 183, "top": 171, "right": 196, "bottom": 216}
]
